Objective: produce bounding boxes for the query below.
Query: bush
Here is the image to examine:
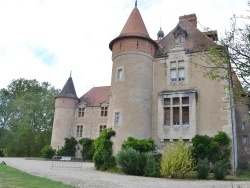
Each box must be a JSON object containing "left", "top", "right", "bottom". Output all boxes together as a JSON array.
[
  {"left": 79, "top": 138, "right": 94, "bottom": 161},
  {"left": 116, "top": 147, "right": 160, "bottom": 177},
  {"left": 197, "top": 158, "right": 210, "bottom": 179},
  {"left": 122, "top": 137, "right": 155, "bottom": 153},
  {"left": 93, "top": 128, "right": 116, "bottom": 171},
  {"left": 161, "top": 138, "right": 194, "bottom": 179},
  {"left": 213, "top": 160, "right": 229, "bottom": 180},
  {"left": 144, "top": 152, "right": 161, "bottom": 177},
  {"left": 57, "top": 137, "right": 77, "bottom": 156},
  {"left": 41, "top": 145, "right": 56, "bottom": 159},
  {"left": 116, "top": 147, "right": 144, "bottom": 175},
  {"left": 191, "top": 131, "right": 231, "bottom": 165}
]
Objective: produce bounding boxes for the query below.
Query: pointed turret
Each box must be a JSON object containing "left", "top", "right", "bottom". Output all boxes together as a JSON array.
[
  {"left": 108, "top": 2, "right": 156, "bottom": 154},
  {"left": 109, "top": 2, "right": 158, "bottom": 55},
  {"left": 51, "top": 75, "right": 79, "bottom": 150},
  {"left": 57, "top": 76, "right": 78, "bottom": 99}
]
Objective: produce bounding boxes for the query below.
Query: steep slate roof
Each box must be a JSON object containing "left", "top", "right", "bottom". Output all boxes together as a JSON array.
[
  {"left": 56, "top": 76, "right": 78, "bottom": 99},
  {"left": 157, "top": 18, "right": 216, "bottom": 56},
  {"left": 109, "top": 5, "right": 158, "bottom": 50},
  {"left": 80, "top": 86, "right": 110, "bottom": 107}
]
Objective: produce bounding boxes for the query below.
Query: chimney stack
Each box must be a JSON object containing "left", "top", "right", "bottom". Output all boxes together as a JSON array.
[{"left": 179, "top": 14, "right": 197, "bottom": 27}]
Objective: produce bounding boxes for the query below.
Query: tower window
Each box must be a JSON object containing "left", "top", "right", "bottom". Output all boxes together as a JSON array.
[
  {"left": 114, "top": 112, "right": 120, "bottom": 125},
  {"left": 117, "top": 68, "right": 123, "bottom": 80},
  {"left": 242, "top": 136, "right": 248, "bottom": 145},
  {"left": 78, "top": 108, "right": 85, "bottom": 117}
]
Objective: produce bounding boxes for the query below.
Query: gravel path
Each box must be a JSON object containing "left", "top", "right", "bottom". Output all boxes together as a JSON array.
[{"left": 1, "top": 157, "right": 250, "bottom": 188}]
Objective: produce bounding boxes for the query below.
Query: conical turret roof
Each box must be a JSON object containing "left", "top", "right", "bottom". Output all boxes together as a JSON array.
[
  {"left": 109, "top": 4, "right": 158, "bottom": 50},
  {"left": 56, "top": 76, "right": 78, "bottom": 99},
  {"left": 119, "top": 6, "right": 150, "bottom": 38}
]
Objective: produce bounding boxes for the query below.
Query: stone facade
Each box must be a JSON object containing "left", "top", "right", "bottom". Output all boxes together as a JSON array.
[{"left": 51, "top": 4, "right": 250, "bottom": 170}]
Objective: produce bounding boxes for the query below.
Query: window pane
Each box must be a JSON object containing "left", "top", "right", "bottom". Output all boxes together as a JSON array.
[
  {"left": 115, "top": 112, "right": 120, "bottom": 124},
  {"left": 182, "top": 97, "right": 189, "bottom": 104},
  {"left": 164, "top": 107, "right": 170, "bottom": 125},
  {"left": 178, "top": 68, "right": 185, "bottom": 81},
  {"left": 182, "top": 107, "right": 189, "bottom": 125},
  {"left": 170, "top": 70, "right": 177, "bottom": 82},
  {"left": 178, "top": 60, "right": 184, "bottom": 67},
  {"left": 170, "top": 61, "right": 177, "bottom": 68},
  {"left": 173, "top": 98, "right": 179, "bottom": 105},
  {"left": 173, "top": 107, "right": 180, "bottom": 125},
  {"left": 117, "top": 69, "right": 123, "bottom": 80},
  {"left": 164, "top": 98, "right": 170, "bottom": 105}
]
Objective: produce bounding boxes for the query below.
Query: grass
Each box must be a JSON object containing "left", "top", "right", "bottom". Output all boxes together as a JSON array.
[{"left": 0, "top": 164, "right": 74, "bottom": 188}]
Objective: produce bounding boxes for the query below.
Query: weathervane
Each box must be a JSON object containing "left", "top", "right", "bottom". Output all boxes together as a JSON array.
[
  {"left": 70, "top": 71, "right": 72, "bottom": 77},
  {"left": 135, "top": 0, "right": 137, "bottom": 7}
]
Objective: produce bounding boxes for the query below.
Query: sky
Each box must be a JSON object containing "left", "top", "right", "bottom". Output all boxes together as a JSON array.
[{"left": 0, "top": 0, "right": 248, "bottom": 96}]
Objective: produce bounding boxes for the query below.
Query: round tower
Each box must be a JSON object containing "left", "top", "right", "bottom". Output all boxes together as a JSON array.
[
  {"left": 108, "top": 2, "right": 158, "bottom": 154},
  {"left": 51, "top": 76, "right": 79, "bottom": 150}
]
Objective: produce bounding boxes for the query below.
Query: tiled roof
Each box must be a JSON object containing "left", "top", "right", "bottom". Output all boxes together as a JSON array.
[
  {"left": 157, "top": 18, "right": 216, "bottom": 56},
  {"left": 80, "top": 86, "right": 110, "bottom": 107},
  {"left": 119, "top": 7, "right": 150, "bottom": 38},
  {"left": 109, "top": 6, "right": 158, "bottom": 50},
  {"left": 57, "top": 76, "right": 78, "bottom": 99}
]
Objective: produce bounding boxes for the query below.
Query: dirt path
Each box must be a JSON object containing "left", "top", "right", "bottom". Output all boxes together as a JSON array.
[{"left": 1, "top": 157, "right": 249, "bottom": 188}]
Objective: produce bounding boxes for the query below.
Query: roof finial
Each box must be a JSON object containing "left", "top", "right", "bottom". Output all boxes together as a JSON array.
[
  {"left": 70, "top": 71, "right": 72, "bottom": 77},
  {"left": 135, "top": 0, "right": 137, "bottom": 7}
]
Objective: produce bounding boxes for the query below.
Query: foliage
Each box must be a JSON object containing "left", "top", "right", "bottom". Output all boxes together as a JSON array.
[
  {"left": 213, "top": 160, "right": 229, "bottom": 180},
  {"left": 203, "top": 0, "right": 250, "bottom": 92},
  {"left": 41, "top": 145, "right": 56, "bottom": 159},
  {"left": 197, "top": 158, "right": 210, "bottom": 179},
  {"left": 93, "top": 128, "right": 116, "bottom": 171},
  {"left": 116, "top": 147, "right": 160, "bottom": 177},
  {"left": 57, "top": 137, "right": 77, "bottom": 156},
  {"left": 121, "top": 137, "right": 155, "bottom": 153},
  {"left": 160, "top": 138, "right": 194, "bottom": 179},
  {"left": 79, "top": 138, "right": 95, "bottom": 161},
  {"left": 0, "top": 164, "right": 74, "bottom": 188},
  {"left": 0, "top": 79, "right": 59, "bottom": 157},
  {"left": 143, "top": 152, "right": 161, "bottom": 177},
  {"left": 191, "top": 131, "right": 231, "bottom": 165}
]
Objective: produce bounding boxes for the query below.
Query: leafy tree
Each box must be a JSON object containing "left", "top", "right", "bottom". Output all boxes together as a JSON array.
[
  {"left": 160, "top": 138, "right": 194, "bottom": 179},
  {"left": 203, "top": 0, "right": 250, "bottom": 92},
  {"left": 0, "top": 78, "right": 59, "bottom": 157}
]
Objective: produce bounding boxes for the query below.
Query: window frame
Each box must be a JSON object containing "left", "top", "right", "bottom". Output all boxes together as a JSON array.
[
  {"left": 101, "top": 106, "right": 108, "bottom": 117},
  {"left": 99, "top": 125, "right": 107, "bottom": 135},
  {"left": 78, "top": 108, "right": 85, "bottom": 117},
  {"left": 170, "top": 60, "right": 185, "bottom": 83},
  {"left": 76, "top": 125, "right": 83, "bottom": 138}
]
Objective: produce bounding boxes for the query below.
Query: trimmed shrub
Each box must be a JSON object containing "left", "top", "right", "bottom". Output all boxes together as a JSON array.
[
  {"left": 213, "top": 160, "right": 229, "bottom": 180},
  {"left": 93, "top": 128, "right": 116, "bottom": 171},
  {"left": 197, "top": 158, "right": 210, "bottom": 179},
  {"left": 41, "top": 145, "right": 56, "bottom": 159},
  {"left": 122, "top": 137, "right": 155, "bottom": 153},
  {"left": 161, "top": 138, "right": 194, "bottom": 179},
  {"left": 57, "top": 137, "right": 77, "bottom": 156},
  {"left": 79, "top": 138, "right": 94, "bottom": 161},
  {"left": 116, "top": 147, "right": 144, "bottom": 175},
  {"left": 144, "top": 152, "right": 161, "bottom": 177}
]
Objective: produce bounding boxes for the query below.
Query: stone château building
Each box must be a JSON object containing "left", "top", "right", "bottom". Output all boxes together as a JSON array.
[{"left": 51, "top": 2, "right": 250, "bottom": 171}]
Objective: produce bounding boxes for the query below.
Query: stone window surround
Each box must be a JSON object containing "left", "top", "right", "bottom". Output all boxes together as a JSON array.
[{"left": 116, "top": 66, "right": 124, "bottom": 82}]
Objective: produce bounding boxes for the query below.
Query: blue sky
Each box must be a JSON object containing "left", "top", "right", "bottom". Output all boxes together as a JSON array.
[{"left": 0, "top": 0, "right": 248, "bottom": 96}]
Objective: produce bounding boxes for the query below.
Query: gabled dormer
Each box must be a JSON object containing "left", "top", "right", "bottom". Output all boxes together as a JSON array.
[{"left": 173, "top": 25, "right": 188, "bottom": 44}]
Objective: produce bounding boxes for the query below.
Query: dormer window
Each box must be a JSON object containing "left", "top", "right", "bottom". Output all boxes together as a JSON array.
[
  {"left": 173, "top": 25, "right": 187, "bottom": 44},
  {"left": 176, "top": 34, "right": 185, "bottom": 43}
]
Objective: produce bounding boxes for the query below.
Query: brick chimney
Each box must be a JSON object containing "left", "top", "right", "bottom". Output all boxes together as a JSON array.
[{"left": 179, "top": 14, "right": 197, "bottom": 27}]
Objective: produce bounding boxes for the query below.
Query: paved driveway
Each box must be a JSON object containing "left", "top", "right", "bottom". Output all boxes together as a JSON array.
[{"left": 1, "top": 157, "right": 250, "bottom": 188}]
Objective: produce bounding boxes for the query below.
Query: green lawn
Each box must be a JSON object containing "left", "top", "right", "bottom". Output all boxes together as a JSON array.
[{"left": 0, "top": 164, "right": 74, "bottom": 188}]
